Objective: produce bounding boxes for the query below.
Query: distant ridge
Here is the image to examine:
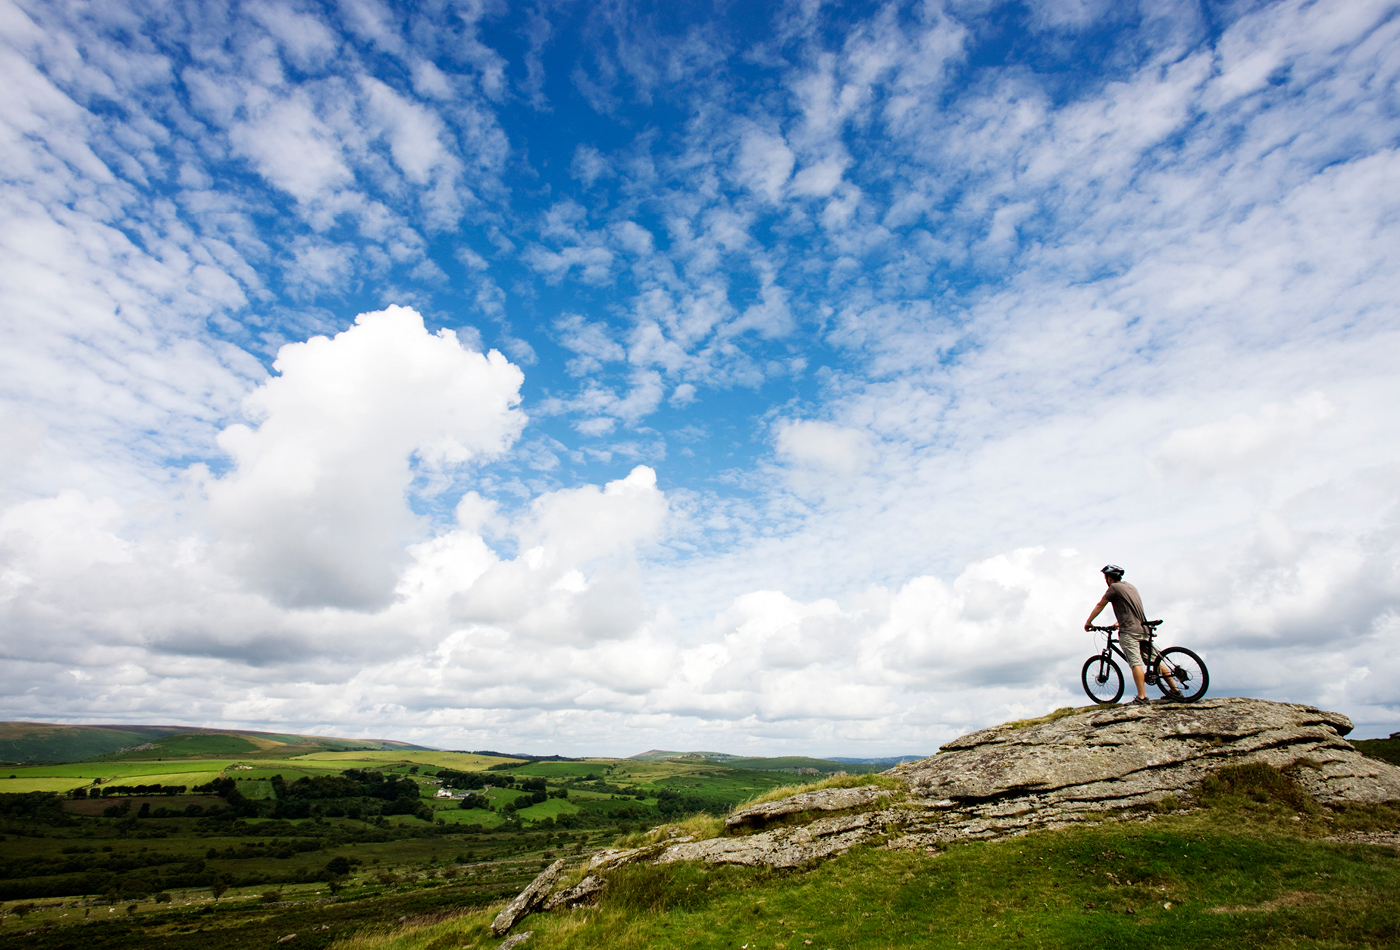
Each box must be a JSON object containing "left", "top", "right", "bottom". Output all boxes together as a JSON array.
[
  {"left": 827, "top": 755, "right": 929, "bottom": 768},
  {"left": 461, "top": 751, "right": 582, "bottom": 761},
  {"left": 628, "top": 750, "right": 932, "bottom": 771},
  {"left": 0, "top": 721, "right": 431, "bottom": 764},
  {"left": 629, "top": 749, "right": 735, "bottom": 762}
]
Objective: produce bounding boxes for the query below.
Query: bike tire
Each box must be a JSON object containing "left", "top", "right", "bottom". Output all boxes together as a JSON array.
[
  {"left": 1081, "top": 655, "right": 1124, "bottom": 705},
  {"left": 1157, "top": 647, "right": 1209, "bottom": 702}
]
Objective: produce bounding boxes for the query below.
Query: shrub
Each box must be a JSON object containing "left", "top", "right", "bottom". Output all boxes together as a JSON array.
[
  {"left": 1199, "top": 762, "right": 1319, "bottom": 814},
  {"left": 260, "top": 889, "right": 282, "bottom": 904}
]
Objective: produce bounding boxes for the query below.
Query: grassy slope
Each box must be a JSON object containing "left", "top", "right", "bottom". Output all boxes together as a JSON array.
[
  {"left": 2, "top": 749, "right": 794, "bottom": 799},
  {"left": 720, "top": 756, "right": 850, "bottom": 772},
  {"left": 0, "top": 723, "right": 430, "bottom": 766},
  {"left": 322, "top": 814, "right": 1400, "bottom": 950},
  {"left": 316, "top": 762, "right": 1400, "bottom": 950},
  {"left": 1, "top": 749, "right": 505, "bottom": 797},
  {"left": 1352, "top": 737, "right": 1400, "bottom": 767},
  {"left": 0, "top": 725, "right": 176, "bottom": 764}
]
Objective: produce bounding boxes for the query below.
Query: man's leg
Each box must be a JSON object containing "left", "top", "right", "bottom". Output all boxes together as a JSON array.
[{"left": 1120, "top": 631, "right": 1149, "bottom": 700}]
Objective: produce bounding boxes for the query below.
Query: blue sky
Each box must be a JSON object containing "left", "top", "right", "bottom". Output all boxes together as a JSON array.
[{"left": 2, "top": 0, "right": 1399, "bottom": 752}]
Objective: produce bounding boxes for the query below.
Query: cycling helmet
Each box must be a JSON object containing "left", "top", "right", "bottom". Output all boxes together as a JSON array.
[{"left": 1101, "top": 564, "right": 1125, "bottom": 578}]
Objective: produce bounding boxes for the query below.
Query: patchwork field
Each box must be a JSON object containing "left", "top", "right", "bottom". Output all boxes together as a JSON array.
[{"left": 0, "top": 725, "right": 817, "bottom": 950}]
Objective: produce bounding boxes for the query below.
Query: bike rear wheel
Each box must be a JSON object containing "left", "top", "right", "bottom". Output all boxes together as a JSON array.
[
  {"left": 1156, "top": 647, "right": 1208, "bottom": 702},
  {"left": 1081, "top": 655, "right": 1124, "bottom": 705}
]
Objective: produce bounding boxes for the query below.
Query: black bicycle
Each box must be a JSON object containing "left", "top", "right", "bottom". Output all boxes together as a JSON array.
[{"left": 1081, "top": 621, "right": 1209, "bottom": 705}]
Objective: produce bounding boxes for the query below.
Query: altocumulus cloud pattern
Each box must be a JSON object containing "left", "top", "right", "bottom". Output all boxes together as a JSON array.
[{"left": 1, "top": 0, "right": 1398, "bottom": 751}]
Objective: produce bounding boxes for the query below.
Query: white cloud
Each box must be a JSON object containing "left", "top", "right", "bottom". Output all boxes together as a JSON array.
[
  {"left": 734, "top": 129, "right": 795, "bottom": 202},
  {"left": 774, "top": 420, "right": 870, "bottom": 477},
  {"left": 1152, "top": 393, "right": 1334, "bottom": 480},
  {"left": 571, "top": 144, "right": 614, "bottom": 186},
  {"left": 206, "top": 306, "right": 525, "bottom": 609},
  {"left": 555, "top": 313, "right": 626, "bottom": 376},
  {"left": 228, "top": 91, "right": 355, "bottom": 205},
  {"left": 246, "top": 2, "right": 340, "bottom": 71}
]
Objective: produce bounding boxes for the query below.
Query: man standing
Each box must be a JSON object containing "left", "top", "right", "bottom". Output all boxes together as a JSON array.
[{"left": 1084, "top": 564, "right": 1183, "bottom": 705}]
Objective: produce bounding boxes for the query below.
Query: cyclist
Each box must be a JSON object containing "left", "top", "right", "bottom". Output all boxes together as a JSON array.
[{"left": 1084, "top": 564, "right": 1184, "bottom": 705}]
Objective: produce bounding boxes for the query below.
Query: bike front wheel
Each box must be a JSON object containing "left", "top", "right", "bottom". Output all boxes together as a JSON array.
[
  {"left": 1157, "top": 647, "right": 1209, "bottom": 702},
  {"left": 1081, "top": 654, "right": 1124, "bottom": 705}
]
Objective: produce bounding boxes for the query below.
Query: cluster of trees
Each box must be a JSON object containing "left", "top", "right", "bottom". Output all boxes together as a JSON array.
[
  {"left": 0, "top": 791, "right": 69, "bottom": 824},
  {"left": 436, "top": 769, "right": 492, "bottom": 790},
  {"left": 269, "top": 770, "right": 430, "bottom": 821},
  {"left": 72, "top": 784, "right": 187, "bottom": 798},
  {"left": 656, "top": 787, "right": 729, "bottom": 818},
  {"left": 191, "top": 769, "right": 433, "bottom": 822}
]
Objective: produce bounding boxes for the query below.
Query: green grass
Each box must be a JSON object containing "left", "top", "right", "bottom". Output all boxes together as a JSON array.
[
  {"left": 1352, "top": 736, "right": 1400, "bottom": 767},
  {"left": 288, "top": 751, "right": 515, "bottom": 770},
  {"left": 0, "top": 760, "right": 248, "bottom": 793},
  {"left": 316, "top": 815, "right": 1400, "bottom": 950},
  {"left": 104, "top": 734, "right": 264, "bottom": 759},
  {"left": 1003, "top": 705, "right": 1092, "bottom": 730},
  {"left": 503, "top": 761, "right": 613, "bottom": 779},
  {"left": 717, "top": 756, "right": 850, "bottom": 772},
  {"left": 513, "top": 797, "right": 581, "bottom": 821},
  {"left": 0, "top": 724, "right": 165, "bottom": 764},
  {"left": 310, "top": 761, "right": 1400, "bottom": 950}
]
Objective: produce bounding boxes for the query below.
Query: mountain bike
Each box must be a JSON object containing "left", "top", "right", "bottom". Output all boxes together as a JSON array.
[{"left": 1081, "top": 621, "right": 1209, "bottom": 705}]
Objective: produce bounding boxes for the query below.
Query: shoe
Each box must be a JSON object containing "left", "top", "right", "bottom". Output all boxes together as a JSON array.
[
  {"left": 1128, "top": 696, "right": 1152, "bottom": 707},
  {"left": 1161, "top": 689, "right": 1186, "bottom": 703}
]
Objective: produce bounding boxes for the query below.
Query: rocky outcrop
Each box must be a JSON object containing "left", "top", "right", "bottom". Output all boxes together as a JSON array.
[
  {"left": 490, "top": 859, "right": 566, "bottom": 935},
  {"left": 724, "top": 785, "right": 893, "bottom": 830},
  {"left": 541, "top": 875, "right": 606, "bottom": 910},
  {"left": 661, "top": 809, "right": 893, "bottom": 868},
  {"left": 490, "top": 698, "right": 1400, "bottom": 927},
  {"left": 886, "top": 698, "right": 1400, "bottom": 850}
]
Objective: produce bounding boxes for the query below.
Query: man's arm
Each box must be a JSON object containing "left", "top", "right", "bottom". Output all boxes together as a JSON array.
[{"left": 1084, "top": 595, "right": 1110, "bottom": 631}]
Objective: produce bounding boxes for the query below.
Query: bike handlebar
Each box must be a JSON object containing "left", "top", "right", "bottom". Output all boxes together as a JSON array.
[{"left": 1088, "top": 620, "right": 1165, "bottom": 634}]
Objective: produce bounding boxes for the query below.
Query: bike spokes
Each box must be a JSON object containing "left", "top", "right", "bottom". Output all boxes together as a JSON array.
[
  {"left": 1156, "top": 647, "right": 1209, "bottom": 702},
  {"left": 1081, "top": 654, "right": 1125, "bottom": 705}
]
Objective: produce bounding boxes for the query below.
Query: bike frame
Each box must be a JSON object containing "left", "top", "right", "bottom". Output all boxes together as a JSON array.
[{"left": 1092, "top": 624, "right": 1179, "bottom": 689}]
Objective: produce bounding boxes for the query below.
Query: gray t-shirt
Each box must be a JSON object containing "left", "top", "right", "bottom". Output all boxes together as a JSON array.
[{"left": 1105, "top": 581, "right": 1146, "bottom": 635}]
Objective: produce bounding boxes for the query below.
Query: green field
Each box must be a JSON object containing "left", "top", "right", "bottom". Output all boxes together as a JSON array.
[
  {"left": 289, "top": 751, "right": 518, "bottom": 770},
  {"left": 0, "top": 731, "right": 795, "bottom": 950}
]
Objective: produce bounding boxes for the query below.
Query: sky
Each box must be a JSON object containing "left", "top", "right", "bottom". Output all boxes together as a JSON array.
[{"left": 1, "top": 0, "right": 1398, "bottom": 755}]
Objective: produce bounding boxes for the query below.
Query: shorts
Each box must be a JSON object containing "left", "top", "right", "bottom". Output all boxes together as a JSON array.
[{"left": 1119, "top": 627, "right": 1146, "bottom": 668}]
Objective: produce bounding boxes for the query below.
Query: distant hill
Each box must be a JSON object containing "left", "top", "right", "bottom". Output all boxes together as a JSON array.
[
  {"left": 826, "top": 755, "right": 930, "bottom": 768},
  {"left": 0, "top": 721, "right": 432, "bottom": 764},
  {"left": 628, "top": 750, "right": 930, "bottom": 772},
  {"left": 629, "top": 749, "right": 737, "bottom": 762}
]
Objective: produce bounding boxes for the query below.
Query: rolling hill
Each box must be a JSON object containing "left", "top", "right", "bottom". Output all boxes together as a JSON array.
[
  {"left": 628, "top": 750, "right": 929, "bottom": 771},
  {"left": 0, "top": 721, "right": 431, "bottom": 764}
]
